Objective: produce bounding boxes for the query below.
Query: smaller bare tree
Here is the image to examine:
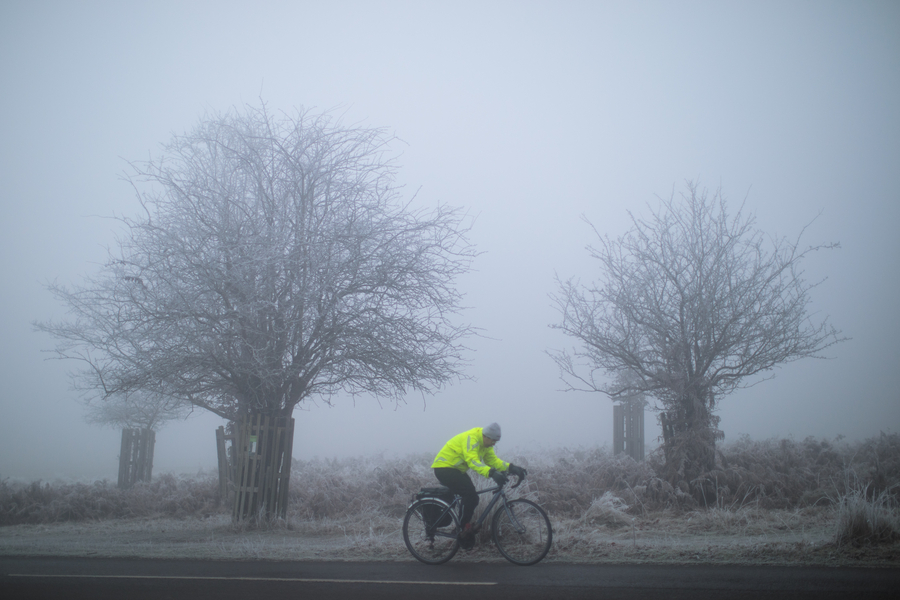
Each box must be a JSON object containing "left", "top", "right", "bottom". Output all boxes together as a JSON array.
[
  {"left": 84, "top": 390, "right": 192, "bottom": 489},
  {"left": 550, "top": 181, "right": 846, "bottom": 491},
  {"left": 83, "top": 390, "right": 192, "bottom": 431}
]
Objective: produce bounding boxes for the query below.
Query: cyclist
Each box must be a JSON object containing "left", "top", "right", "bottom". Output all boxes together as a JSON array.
[{"left": 431, "top": 423, "right": 527, "bottom": 548}]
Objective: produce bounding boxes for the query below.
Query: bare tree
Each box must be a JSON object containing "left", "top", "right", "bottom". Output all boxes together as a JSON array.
[
  {"left": 83, "top": 390, "right": 191, "bottom": 489},
  {"left": 37, "top": 104, "right": 477, "bottom": 515},
  {"left": 550, "top": 182, "right": 845, "bottom": 490}
]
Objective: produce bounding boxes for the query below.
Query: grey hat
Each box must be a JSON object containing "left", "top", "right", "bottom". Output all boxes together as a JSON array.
[{"left": 483, "top": 422, "right": 501, "bottom": 441}]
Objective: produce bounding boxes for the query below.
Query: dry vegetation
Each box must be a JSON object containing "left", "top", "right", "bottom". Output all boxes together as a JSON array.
[{"left": 2, "top": 434, "right": 898, "bottom": 565}]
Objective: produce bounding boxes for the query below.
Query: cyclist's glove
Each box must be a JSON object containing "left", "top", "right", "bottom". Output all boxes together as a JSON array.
[
  {"left": 507, "top": 463, "right": 527, "bottom": 480},
  {"left": 489, "top": 468, "right": 509, "bottom": 486}
]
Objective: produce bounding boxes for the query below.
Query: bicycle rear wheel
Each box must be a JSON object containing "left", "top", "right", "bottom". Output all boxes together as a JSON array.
[
  {"left": 403, "top": 498, "right": 461, "bottom": 565},
  {"left": 491, "top": 498, "right": 552, "bottom": 565}
]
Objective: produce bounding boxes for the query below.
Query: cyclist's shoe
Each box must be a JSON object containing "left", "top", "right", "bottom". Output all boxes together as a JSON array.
[{"left": 458, "top": 523, "right": 476, "bottom": 550}]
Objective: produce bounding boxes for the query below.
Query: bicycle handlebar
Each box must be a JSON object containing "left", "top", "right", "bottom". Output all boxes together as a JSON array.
[{"left": 480, "top": 471, "right": 525, "bottom": 493}]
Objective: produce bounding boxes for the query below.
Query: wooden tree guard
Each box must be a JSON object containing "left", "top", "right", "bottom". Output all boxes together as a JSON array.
[
  {"left": 232, "top": 414, "right": 294, "bottom": 521},
  {"left": 613, "top": 399, "right": 645, "bottom": 461},
  {"left": 117, "top": 428, "right": 156, "bottom": 489}
]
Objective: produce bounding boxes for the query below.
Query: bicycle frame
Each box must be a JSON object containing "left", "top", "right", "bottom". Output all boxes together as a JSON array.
[{"left": 431, "top": 481, "right": 526, "bottom": 536}]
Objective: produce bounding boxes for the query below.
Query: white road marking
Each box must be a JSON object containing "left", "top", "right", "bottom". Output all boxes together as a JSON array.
[{"left": 10, "top": 573, "right": 497, "bottom": 586}]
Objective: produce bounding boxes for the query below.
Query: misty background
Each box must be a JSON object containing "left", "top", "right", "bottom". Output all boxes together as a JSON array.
[{"left": 1, "top": 1, "right": 897, "bottom": 481}]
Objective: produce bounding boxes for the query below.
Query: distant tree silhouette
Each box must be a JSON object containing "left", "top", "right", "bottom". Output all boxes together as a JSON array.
[{"left": 550, "top": 181, "right": 845, "bottom": 494}]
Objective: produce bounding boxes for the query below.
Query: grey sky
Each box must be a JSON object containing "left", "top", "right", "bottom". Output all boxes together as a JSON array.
[{"left": 1, "top": 1, "right": 898, "bottom": 480}]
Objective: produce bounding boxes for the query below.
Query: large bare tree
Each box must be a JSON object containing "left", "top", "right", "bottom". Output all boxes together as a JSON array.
[
  {"left": 37, "top": 104, "right": 476, "bottom": 513},
  {"left": 550, "top": 182, "right": 844, "bottom": 490}
]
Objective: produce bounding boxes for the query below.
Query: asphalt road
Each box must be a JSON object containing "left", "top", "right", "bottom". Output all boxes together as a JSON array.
[{"left": 2, "top": 557, "right": 898, "bottom": 600}]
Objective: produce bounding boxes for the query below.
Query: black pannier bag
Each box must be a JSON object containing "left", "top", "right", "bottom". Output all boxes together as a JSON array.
[{"left": 415, "top": 486, "right": 455, "bottom": 528}]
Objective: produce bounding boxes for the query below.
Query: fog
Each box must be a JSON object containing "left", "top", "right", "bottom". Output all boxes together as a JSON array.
[{"left": 1, "top": 1, "right": 898, "bottom": 481}]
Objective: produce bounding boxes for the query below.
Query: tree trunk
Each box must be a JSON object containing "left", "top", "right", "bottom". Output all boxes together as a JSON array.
[{"left": 231, "top": 413, "right": 294, "bottom": 522}]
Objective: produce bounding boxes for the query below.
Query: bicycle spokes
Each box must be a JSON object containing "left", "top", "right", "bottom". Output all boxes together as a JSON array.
[
  {"left": 505, "top": 507, "right": 528, "bottom": 534},
  {"left": 491, "top": 498, "right": 553, "bottom": 566},
  {"left": 403, "top": 498, "right": 461, "bottom": 565}
]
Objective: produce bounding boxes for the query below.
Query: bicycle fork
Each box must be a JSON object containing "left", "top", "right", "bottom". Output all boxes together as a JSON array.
[{"left": 500, "top": 503, "right": 528, "bottom": 534}]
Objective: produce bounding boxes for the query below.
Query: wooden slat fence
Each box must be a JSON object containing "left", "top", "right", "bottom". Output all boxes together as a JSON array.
[
  {"left": 232, "top": 414, "right": 294, "bottom": 521},
  {"left": 117, "top": 428, "right": 156, "bottom": 489}
]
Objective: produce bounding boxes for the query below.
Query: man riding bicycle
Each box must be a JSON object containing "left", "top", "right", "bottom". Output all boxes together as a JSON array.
[{"left": 431, "top": 423, "right": 527, "bottom": 548}]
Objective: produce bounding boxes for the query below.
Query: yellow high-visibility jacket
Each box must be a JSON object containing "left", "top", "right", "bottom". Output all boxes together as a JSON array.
[{"left": 431, "top": 427, "right": 509, "bottom": 478}]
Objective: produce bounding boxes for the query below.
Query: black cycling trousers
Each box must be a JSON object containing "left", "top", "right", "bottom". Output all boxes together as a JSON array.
[{"left": 433, "top": 468, "right": 479, "bottom": 526}]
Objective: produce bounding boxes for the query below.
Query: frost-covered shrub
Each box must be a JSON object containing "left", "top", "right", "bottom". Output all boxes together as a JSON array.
[
  {"left": 580, "top": 491, "right": 633, "bottom": 528},
  {"left": 498, "top": 434, "right": 900, "bottom": 515},
  {"left": 704, "top": 435, "right": 848, "bottom": 508},
  {"left": 510, "top": 447, "right": 663, "bottom": 516},
  {"left": 835, "top": 485, "right": 900, "bottom": 547},
  {"left": 703, "top": 433, "right": 900, "bottom": 510},
  {"left": 3, "top": 434, "right": 899, "bottom": 525},
  {"left": 0, "top": 473, "right": 220, "bottom": 525},
  {"left": 287, "top": 453, "right": 435, "bottom": 521}
]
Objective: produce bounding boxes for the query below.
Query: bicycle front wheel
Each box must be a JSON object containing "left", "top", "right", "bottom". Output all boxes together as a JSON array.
[
  {"left": 491, "top": 498, "right": 552, "bottom": 565},
  {"left": 402, "top": 499, "right": 460, "bottom": 565}
]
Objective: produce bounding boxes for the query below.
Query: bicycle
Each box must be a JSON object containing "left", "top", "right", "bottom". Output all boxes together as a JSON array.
[{"left": 402, "top": 474, "right": 552, "bottom": 566}]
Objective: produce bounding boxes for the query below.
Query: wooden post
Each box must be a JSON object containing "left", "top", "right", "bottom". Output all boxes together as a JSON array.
[
  {"left": 613, "top": 399, "right": 645, "bottom": 461},
  {"left": 117, "top": 429, "right": 132, "bottom": 489},
  {"left": 625, "top": 400, "right": 644, "bottom": 461},
  {"left": 216, "top": 426, "right": 229, "bottom": 501},
  {"left": 278, "top": 415, "right": 294, "bottom": 514},
  {"left": 613, "top": 404, "right": 625, "bottom": 455}
]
